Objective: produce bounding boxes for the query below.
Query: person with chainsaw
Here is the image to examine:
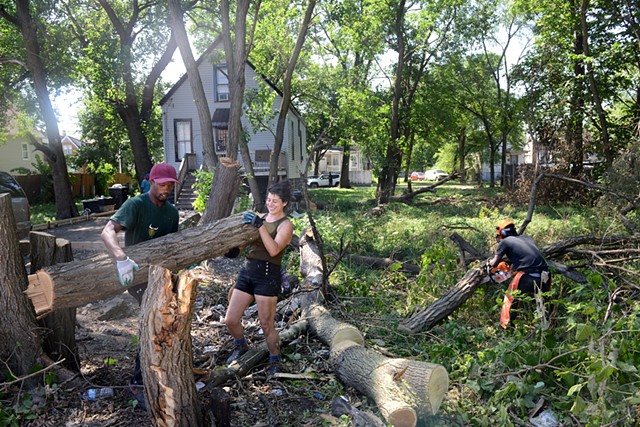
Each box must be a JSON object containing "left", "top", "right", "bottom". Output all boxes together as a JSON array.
[
  {"left": 101, "top": 162, "right": 179, "bottom": 408},
  {"left": 486, "top": 219, "right": 551, "bottom": 328},
  {"left": 224, "top": 180, "right": 293, "bottom": 376}
]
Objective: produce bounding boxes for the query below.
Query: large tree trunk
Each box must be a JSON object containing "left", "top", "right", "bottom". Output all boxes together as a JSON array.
[
  {"left": 201, "top": 0, "right": 256, "bottom": 221},
  {"left": 399, "top": 267, "right": 485, "bottom": 334},
  {"left": 268, "top": 0, "right": 316, "bottom": 186},
  {"left": 26, "top": 215, "right": 258, "bottom": 315},
  {"left": 200, "top": 158, "right": 242, "bottom": 224},
  {"left": 14, "top": 0, "right": 77, "bottom": 220},
  {"left": 140, "top": 266, "right": 202, "bottom": 426},
  {"left": 30, "top": 231, "right": 78, "bottom": 371},
  {"left": 0, "top": 194, "right": 42, "bottom": 377},
  {"left": 299, "top": 229, "right": 448, "bottom": 427},
  {"left": 168, "top": 0, "right": 217, "bottom": 171}
]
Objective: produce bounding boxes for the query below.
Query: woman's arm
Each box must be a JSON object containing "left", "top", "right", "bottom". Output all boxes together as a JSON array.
[{"left": 258, "top": 219, "right": 293, "bottom": 257}]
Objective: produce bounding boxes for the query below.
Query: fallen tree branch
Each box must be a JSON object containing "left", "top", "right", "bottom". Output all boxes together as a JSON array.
[
  {"left": 26, "top": 215, "right": 258, "bottom": 316},
  {"left": 391, "top": 173, "right": 460, "bottom": 205}
]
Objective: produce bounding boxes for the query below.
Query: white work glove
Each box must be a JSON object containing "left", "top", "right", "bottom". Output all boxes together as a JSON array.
[{"left": 116, "top": 257, "right": 140, "bottom": 286}]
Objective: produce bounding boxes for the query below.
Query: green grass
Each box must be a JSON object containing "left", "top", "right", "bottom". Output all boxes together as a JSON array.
[{"left": 30, "top": 200, "right": 85, "bottom": 225}]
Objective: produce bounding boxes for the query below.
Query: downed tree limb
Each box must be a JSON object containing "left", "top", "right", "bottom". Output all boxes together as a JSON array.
[
  {"left": 204, "top": 320, "right": 309, "bottom": 388},
  {"left": 26, "top": 215, "right": 258, "bottom": 316},
  {"left": 333, "top": 253, "right": 421, "bottom": 274},
  {"left": 541, "top": 234, "right": 640, "bottom": 259},
  {"left": 140, "top": 266, "right": 202, "bottom": 426},
  {"left": 398, "top": 266, "right": 486, "bottom": 334},
  {"left": 299, "top": 230, "right": 448, "bottom": 427},
  {"left": 391, "top": 173, "right": 460, "bottom": 205}
]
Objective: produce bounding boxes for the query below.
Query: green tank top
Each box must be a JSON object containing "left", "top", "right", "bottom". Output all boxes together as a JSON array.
[{"left": 247, "top": 216, "right": 290, "bottom": 265}]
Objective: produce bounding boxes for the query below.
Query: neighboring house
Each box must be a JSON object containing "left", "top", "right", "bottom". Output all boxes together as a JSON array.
[
  {"left": 0, "top": 111, "right": 45, "bottom": 173},
  {"left": 160, "top": 39, "right": 307, "bottom": 194},
  {"left": 313, "top": 147, "right": 372, "bottom": 185},
  {"left": 61, "top": 132, "right": 85, "bottom": 156},
  {"left": 478, "top": 137, "right": 554, "bottom": 182}
]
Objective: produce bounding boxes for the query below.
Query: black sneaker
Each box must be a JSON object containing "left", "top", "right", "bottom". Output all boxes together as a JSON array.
[
  {"left": 266, "top": 362, "right": 280, "bottom": 377},
  {"left": 226, "top": 345, "right": 249, "bottom": 365},
  {"left": 128, "top": 384, "right": 147, "bottom": 411}
]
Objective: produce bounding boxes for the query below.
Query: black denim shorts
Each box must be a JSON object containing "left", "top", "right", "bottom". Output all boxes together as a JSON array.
[{"left": 234, "top": 259, "right": 281, "bottom": 297}]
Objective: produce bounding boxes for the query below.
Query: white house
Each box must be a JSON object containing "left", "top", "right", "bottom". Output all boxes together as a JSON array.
[
  {"left": 160, "top": 40, "right": 307, "bottom": 192},
  {"left": 313, "top": 147, "right": 372, "bottom": 185},
  {"left": 0, "top": 110, "right": 45, "bottom": 173}
]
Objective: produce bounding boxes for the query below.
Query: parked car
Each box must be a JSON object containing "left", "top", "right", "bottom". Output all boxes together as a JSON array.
[
  {"left": 424, "top": 169, "right": 449, "bottom": 181},
  {"left": 0, "top": 171, "right": 31, "bottom": 238},
  {"left": 410, "top": 171, "right": 425, "bottom": 181},
  {"left": 307, "top": 172, "right": 340, "bottom": 188}
]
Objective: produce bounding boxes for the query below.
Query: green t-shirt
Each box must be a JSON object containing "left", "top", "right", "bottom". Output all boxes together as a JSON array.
[{"left": 110, "top": 193, "right": 179, "bottom": 247}]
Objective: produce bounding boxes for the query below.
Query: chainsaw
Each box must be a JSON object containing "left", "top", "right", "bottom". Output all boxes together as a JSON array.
[{"left": 485, "top": 261, "right": 513, "bottom": 283}]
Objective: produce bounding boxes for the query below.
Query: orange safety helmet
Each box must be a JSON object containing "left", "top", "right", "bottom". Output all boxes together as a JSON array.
[{"left": 496, "top": 219, "right": 516, "bottom": 240}]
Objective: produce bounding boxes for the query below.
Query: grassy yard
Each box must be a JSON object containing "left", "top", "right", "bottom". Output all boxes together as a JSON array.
[{"left": 294, "top": 183, "right": 638, "bottom": 426}]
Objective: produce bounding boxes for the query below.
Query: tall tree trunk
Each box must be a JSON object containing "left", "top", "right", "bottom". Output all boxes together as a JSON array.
[
  {"left": 378, "top": 0, "right": 406, "bottom": 205},
  {"left": 458, "top": 127, "right": 466, "bottom": 183},
  {"left": 339, "top": 141, "right": 351, "bottom": 188},
  {"left": 201, "top": 0, "right": 256, "bottom": 223},
  {"left": 13, "top": 0, "right": 78, "bottom": 220},
  {"left": 239, "top": 135, "right": 264, "bottom": 210},
  {"left": 568, "top": 0, "right": 585, "bottom": 176},
  {"left": 0, "top": 194, "right": 42, "bottom": 378},
  {"left": 268, "top": 0, "right": 316, "bottom": 186},
  {"left": 580, "top": 0, "right": 611, "bottom": 168},
  {"left": 168, "top": 0, "right": 218, "bottom": 171}
]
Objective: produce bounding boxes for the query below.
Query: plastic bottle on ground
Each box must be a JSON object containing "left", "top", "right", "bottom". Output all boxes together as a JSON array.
[{"left": 81, "top": 387, "right": 114, "bottom": 401}]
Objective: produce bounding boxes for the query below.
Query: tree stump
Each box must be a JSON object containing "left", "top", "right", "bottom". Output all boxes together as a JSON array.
[
  {"left": 29, "top": 231, "right": 78, "bottom": 370},
  {"left": 199, "top": 157, "right": 241, "bottom": 225},
  {"left": 26, "top": 214, "right": 258, "bottom": 315},
  {"left": 0, "top": 194, "right": 41, "bottom": 378},
  {"left": 399, "top": 266, "right": 485, "bottom": 334},
  {"left": 140, "top": 265, "right": 202, "bottom": 427}
]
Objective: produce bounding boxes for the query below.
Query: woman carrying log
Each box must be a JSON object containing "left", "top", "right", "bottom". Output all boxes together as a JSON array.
[{"left": 224, "top": 180, "right": 294, "bottom": 375}]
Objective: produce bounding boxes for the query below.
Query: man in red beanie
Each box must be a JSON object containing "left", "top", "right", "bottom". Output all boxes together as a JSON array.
[{"left": 101, "top": 162, "right": 179, "bottom": 409}]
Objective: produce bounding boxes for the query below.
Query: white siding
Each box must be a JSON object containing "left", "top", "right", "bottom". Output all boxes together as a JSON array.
[{"left": 161, "top": 45, "right": 306, "bottom": 181}]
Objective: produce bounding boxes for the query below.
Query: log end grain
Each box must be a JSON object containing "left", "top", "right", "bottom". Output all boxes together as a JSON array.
[
  {"left": 25, "top": 271, "right": 54, "bottom": 316},
  {"left": 381, "top": 402, "right": 417, "bottom": 427},
  {"left": 426, "top": 364, "right": 449, "bottom": 414}
]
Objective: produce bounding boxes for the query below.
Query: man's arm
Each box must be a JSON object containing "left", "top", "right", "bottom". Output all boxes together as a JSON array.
[{"left": 101, "top": 220, "right": 126, "bottom": 261}]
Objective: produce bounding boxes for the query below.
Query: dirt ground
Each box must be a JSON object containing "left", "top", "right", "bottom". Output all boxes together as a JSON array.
[{"left": 17, "top": 216, "right": 367, "bottom": 427}]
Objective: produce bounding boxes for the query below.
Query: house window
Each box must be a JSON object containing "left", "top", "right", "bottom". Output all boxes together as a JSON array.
[
  {"left": 215, "top": 66, "right": 230, "bottom": 102},
  {"left": 63, "top": 144, "right": 73, "bottom": 155},
  {"left": 290, "top": 119, "right": 295, "bottom": 160},
  {"left": 215, "top": 127, "right": 228, "bottom": 152},
  {"left": 21, "top": 143, "right": 29, "bottom": 160},
  {"left": 174, "top": 119, "right": 192, "bottom": 161},
  {"left": 298, "top": 121, "right": 303, "bottom": 161},
  {"left": 350, "top": 155, "right": 359, "bottom": 169}
]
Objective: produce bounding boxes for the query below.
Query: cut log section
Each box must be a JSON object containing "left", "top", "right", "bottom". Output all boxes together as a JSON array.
[
  {"left": 298, "top": 229, "right": 449, "bottom": 427},
  {"left": 26, "top": 215, "right": 258, "bottom": 316},
  {"left": 140, "top": 265, "right": 202, "bottom": 426}
]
